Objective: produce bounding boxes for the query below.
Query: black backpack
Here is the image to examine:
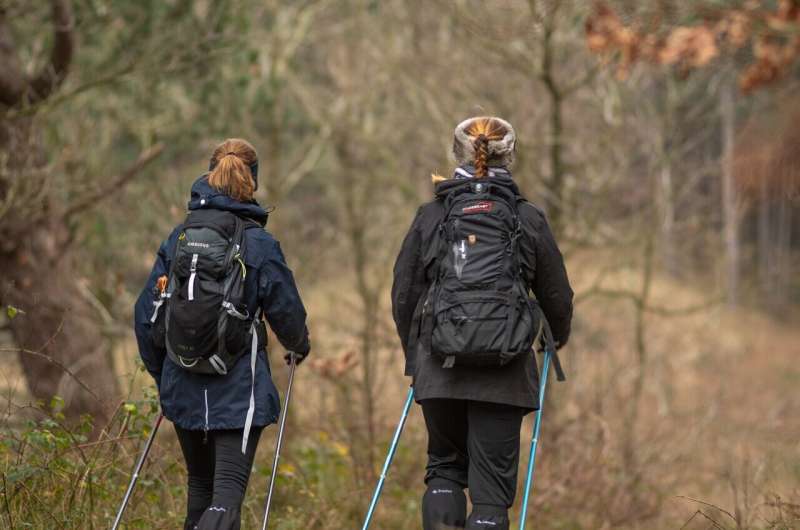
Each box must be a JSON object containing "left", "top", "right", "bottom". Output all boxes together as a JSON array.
[
  {"left": 151, "top": 209, "right": 263, "bottom": 375},
  {"left": 425, "top": 179, "right": 539, "bottom": 368}
]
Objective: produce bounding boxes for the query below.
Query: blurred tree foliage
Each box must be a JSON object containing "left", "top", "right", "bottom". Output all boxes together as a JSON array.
[
  {"left": 0, "top": 1, "right": 798, "bottom": 527},
  {"left": 0, "top": 0, "right": 796, "bottom": 424},
  {"left": 0, "top": 0, "right": 252, "bottom": 423}
]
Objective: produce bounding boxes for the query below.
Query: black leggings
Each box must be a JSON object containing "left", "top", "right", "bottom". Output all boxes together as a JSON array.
[
  {"left": 174, "top": 425, "right": 263, "bottom": 530},
  {"left": 421, "top": 399, "right": 525, "bottom": 530}
]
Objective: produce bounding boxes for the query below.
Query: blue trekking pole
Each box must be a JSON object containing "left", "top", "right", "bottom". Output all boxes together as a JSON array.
[
  {"left": 361, "top": 386, "right": 415, "bottom": 530},
  {"left": 519, "top": 319, "right": 565, "bottom": 530}
]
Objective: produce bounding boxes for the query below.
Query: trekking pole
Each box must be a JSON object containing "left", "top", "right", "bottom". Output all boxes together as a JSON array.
[
  {"left": 111, "top": 411, "right": 164, "bottom": 530},
  {"left": 518, "top": 348, "right": 552, "bottom": 530},
  {"left": 361, "top": 386, "right": 415, "bottom": 530},
  {"left": 261, "top": 354, "right": 298, "bottom": 530},
  {"left": 518, "top": 313, "right": 566, "bottom": 530}
]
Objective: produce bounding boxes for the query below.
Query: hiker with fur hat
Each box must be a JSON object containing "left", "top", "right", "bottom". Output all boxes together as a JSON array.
[
  {"left": 392, "top": 117, "right": 574, "bottom": 530},
  {"left": 134, "top": 138, "right": 310, "bottom": 530}
]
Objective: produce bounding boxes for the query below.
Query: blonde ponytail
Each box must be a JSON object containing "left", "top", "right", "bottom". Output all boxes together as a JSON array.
[{"left": 208, "top": 138, "right": 258, "bottom": 202}]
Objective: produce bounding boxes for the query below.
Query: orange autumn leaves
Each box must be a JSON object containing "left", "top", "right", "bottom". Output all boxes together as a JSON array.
[
  {"left": 586, "top": 0, "right": 800, "bottom": 92},
  {"left": 308, "top": 350, "right": 358, "bottom": 379}
]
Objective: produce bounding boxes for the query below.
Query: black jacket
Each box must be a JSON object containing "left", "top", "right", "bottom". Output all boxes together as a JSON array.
[{"left": 391, "top": 174, "right": 573, "bottom": 410}]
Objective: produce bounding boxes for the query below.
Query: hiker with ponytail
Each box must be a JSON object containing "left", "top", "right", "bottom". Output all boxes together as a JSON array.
[
  {"left": 392, "top": 117, "right": 574, "bottom": 530},
  {"left": 134, "top": 138, "right": 310, "bottom": 530}
]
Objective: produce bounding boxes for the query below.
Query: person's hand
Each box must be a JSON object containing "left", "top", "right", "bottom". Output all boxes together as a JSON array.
[{"left": 284, "top": 350, "right": 309, "bottom": 366}]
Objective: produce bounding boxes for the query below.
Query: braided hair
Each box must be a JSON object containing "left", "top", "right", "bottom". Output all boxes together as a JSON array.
[
  {"left": 464, "top": 118, "right": 508, "bottom": 178},
  {"left": 473, "top": 134, "right": 489, "bottom": 178}
]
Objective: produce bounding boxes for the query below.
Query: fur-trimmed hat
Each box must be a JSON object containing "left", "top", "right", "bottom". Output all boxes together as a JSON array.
[{"left": 452, "top": 116, "right": 516, "bottom": 168}]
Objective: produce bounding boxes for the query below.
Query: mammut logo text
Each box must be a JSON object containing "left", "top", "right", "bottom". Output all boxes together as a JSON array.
[
  {"left": 431, "top": 489, "right": 453, "bottom": 494},
  {"left": 475, "top": 520, "right": 497, "bottom": 526},
  {"left": 186, "top": 241, "right": 210, "bottom": 248},
  {"left": 462, "top": 201, "right": 493, "bottom": 215}
]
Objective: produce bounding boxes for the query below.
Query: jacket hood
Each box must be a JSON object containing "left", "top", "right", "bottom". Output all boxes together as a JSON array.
[
  {"left": 434, "top": 169, "right": 521, "bottom": 199},
  {"left": 188, "top": 175, "right": 269, "bottom": 226}
]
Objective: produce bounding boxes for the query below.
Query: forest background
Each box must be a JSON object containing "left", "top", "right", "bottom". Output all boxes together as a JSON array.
[{"left": 0, "top": 1, "right": 799, "bottom": 529}]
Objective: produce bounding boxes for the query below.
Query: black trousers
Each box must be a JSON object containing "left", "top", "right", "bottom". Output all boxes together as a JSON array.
[
  {"left": 174, "top": 425, "right": 263, "bottom": 530},
  {"left": 421, "top": 399, "right": 525, "bottom": 530}
]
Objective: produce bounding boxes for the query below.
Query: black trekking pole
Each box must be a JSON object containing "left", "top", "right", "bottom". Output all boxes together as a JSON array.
[
  {"left": 260, "top": 353, "right": 298, "bottom": 530},
  {"left": 111, "top": 411, "right": 164, "bottom": 530}
]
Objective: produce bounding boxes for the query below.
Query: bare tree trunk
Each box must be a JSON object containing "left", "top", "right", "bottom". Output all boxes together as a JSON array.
[
  {"left": 775, "top": 193, "right": 792, "bottom": 308},
  {"left": 659, "top": 163, "right": 678, "bottom": 276},
  {"left": 623, "top": 220, "right": 655, "bottom": 480},
  {"left": 0, "top": 121, "right": 117, "bottom": 424},
  {"left": 333, "top": 133, "right": 379, "bottom": 485},
  {"left": 0, "top": 1, "right": 119, "bottom": 425},
  {"left": 540, "top": 6, "right": 566, "bottom": 235},
  {"left": 758, "top": 174, "right": 772, "bottom": 301},
  {"left": 720, "top": 78, "right": 739, "bottom": 306}
]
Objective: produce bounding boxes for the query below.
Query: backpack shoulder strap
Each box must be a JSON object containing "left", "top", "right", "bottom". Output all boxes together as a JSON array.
[
  {"left": 165, "top": 222, "right": 186, "bottom": 285},
  {"left": 487, "top": 182, "right": 521, "bottom": 212},
  {"left": 441, "top": 181, "right": 473, "bottom": 209}
]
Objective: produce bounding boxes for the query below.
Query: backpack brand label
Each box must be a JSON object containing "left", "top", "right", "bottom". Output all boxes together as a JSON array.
[
  {"left": 462, "top": 201, "right": 493, "bottom": 215},
  {"left": 186, "top": 241, "right": 210, "bottom": 249}
]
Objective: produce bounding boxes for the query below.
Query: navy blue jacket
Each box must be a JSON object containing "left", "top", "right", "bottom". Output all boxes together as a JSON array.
[{"left": 134, "top": 176, "right": 310, "bottom": 431}]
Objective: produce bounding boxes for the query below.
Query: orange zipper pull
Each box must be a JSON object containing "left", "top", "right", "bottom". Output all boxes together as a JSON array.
[{"left": 156, "top": 275, "right": 168, "bottom": 295}]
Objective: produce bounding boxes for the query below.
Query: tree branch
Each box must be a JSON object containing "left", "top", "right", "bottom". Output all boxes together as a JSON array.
[
  {"left": 0, "top": 347, "right": 101, "bottom": 403},
  {"left": 280, "top": 125, "right": 330, "bottom": 198},
  {"left": 0, "top": 6, "right": 27, "bottom": 106},
  {"left": 27, "top": 0, "right": 75, "bottom": 105},
  {"left": 676, "top": 496, "right": 737, "bottom": 524},
  {"left": 62, "top": 143, "right": 165, "bottom": 221},
  {"left": 576, "top": 285, "right": 721, "bottom": 317}
]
